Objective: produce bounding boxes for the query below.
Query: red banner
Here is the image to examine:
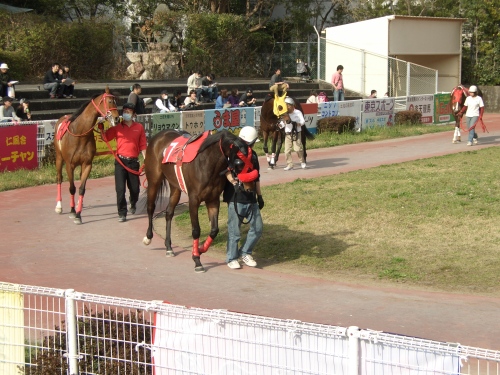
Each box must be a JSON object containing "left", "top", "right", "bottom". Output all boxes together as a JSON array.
[
  {"left": 301, "top": 103, "right": 318, "bottom": 115},
  {"left": 0, "top": 125, "right": 38, "bottom": 172}
]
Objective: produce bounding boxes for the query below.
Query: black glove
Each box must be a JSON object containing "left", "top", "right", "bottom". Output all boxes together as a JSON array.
[{"left": 257, "top": 195, "right": 264, "bottom": 210}]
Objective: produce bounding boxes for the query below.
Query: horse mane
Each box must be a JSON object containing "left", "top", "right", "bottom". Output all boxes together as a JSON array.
[
  {"left": 68, "top": 93, "right": 101, "bottom": 122},
  {"left": 198, "top": 130, "right": 249, "bottom": 156}
]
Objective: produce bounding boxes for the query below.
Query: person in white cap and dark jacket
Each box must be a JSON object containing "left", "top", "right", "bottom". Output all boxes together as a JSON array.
[
  {"left": 223, "top": 126, "right": 264, "bottom": 270},
  {"left": 0, "top": 63, "right": 13, "bottom": 98},
  {"left": 457, "top": 85, "right": 484, "bottom": 146},
  {"left": 282, "top": 96, "right": 306, "bottom": 170},
  {"left": 153, "top": 90, "right": 177, "bottom": 113}
]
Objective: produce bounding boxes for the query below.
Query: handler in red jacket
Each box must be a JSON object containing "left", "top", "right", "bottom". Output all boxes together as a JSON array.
[{"left": 103, "top": 102, "right": 147, "bottom": 222}]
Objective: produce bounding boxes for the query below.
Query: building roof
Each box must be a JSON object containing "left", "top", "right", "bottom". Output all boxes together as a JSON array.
[
  {"left": 0, "top": 3, "right": 33, "bottom": 13},
  {"left": 385, "top": 15, "right": 467, "bottom": 22}
]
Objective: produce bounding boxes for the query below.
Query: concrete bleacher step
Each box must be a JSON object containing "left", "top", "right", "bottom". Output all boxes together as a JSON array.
[{"left": 14, "top": 79, "right": 330, "bottom": 121}]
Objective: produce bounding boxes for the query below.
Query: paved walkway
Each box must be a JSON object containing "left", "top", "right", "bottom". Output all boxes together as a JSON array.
[{"left": 2, "top": 114, "right": 500, "bottom": 350}]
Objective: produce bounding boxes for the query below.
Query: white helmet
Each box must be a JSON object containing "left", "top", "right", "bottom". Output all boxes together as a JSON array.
[
  {"left": 239, "top": 126, "right": 260, "bottom": 144},
  {"left": 284, "top": 96, "right": 295, "bottom": 106},
  {"left": 469, "top": 85, "right": 478, "bottom": 93}
]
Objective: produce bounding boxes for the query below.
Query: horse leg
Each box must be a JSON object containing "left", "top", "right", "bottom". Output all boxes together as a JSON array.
[
  {"left": 73, "top": 162, "right": 93, "bottom": 225},
  {"left": 188, "top": 198, "right": 206, "bottom": 273},
  {"left": 262, "top": 130, "right": 273, "bottom": 167},
  {"left": 65, "top": 163, "right": 77, "bottom": 219},
  {"left": 301, "top": 129, "right": 308, "bottom": 163},
  {"left": 198, "top": 200, "right": 220, "bottom": 255},
  {"left": 275, "top": 130, "right": 284, "bottom": 165},
  {"left": 55, "top": 151, "right": 64, "bottom": 214},
  {"left": 164, "top": 185, "right": 181, "bottom": 257}
]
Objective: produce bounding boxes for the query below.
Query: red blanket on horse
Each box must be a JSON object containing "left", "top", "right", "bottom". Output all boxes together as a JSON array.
[
  {"left": 55, "top": 116, "right": 71, "bottom": 141},
  {"left": 162, "top": 131, "right": 210, "bottom": 194}
]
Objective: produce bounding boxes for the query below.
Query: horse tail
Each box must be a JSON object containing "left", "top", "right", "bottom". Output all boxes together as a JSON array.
[{"left": 302, "top": 125, "right": 315, "bottom": 140}]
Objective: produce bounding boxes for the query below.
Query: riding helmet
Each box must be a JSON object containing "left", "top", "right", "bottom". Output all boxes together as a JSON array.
[
  {"left": 239, "top": 126, "right": 260, "bottom": 144},
  {"left": 469, "top": 85, "right": 478, "bottom": 93}
]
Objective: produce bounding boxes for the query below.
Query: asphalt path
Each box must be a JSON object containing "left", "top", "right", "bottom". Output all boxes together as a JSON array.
[{"left": 2, "top": 113, "right": 500, "bottom": 350}]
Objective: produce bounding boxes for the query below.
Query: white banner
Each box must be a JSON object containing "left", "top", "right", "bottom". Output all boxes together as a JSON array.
[
  {"left": 361, "top": 98, "right": 395, "bottom": 130},
  {"left": 406, "top": 95, "right": 434, "bottom": 124}
]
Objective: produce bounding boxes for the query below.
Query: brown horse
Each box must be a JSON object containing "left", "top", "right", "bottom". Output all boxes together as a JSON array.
[
  {"left": 260, "top": 96, "right": 313, "bottom": 169},
  {"left": 54, "top": 87, "right": 119, "bottom": 224},
  {"left": 142, "top": 130, "right": 250, "bottom": 273}
]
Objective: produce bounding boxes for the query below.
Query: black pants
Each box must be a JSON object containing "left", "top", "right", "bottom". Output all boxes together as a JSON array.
[{"left": 114, "top": 159, "right": 140, "bottom": 217}]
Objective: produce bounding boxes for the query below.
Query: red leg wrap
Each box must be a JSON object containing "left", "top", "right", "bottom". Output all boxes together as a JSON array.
[
  {"left": 192, "top": 238, "right": 200, "bottom": 257},
  {"left": 57, "top": 184, "right": 62, "bottom": 202},
  {"left": 70, "top": 194, "right": 75, "bottom": 208},
  {"left": 76, "top": 195, "right": 83, "bottom": 213},
  {"left": 199, "top": 237, "right": 213, "bottom": 254}
]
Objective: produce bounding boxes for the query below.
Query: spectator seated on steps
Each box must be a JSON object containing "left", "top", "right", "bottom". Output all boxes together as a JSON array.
[
  {"left": 60, "top": 66, "right": 77, "bottom": 98},
  {"left": 43, "top": 62, "right": 65, "bottom": 99},
  {"left": 0, "top": 96, "right": 20, "bottom": 122}
]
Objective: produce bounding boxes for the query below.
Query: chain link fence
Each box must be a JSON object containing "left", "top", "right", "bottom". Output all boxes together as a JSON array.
[{"left": 317, "top": 37, "right": 437, "bottom": 97}]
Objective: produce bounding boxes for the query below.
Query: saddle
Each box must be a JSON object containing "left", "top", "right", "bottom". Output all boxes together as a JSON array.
[{"left": 162, "top": 131, "right": 210, "bottom": 194}]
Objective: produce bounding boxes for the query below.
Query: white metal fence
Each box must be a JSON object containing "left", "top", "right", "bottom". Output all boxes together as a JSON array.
[
  {"left": 318, "top": 37, "right": 438, "bottom": 97},
  {"left": 1, "top": 282, "right": 499, "bottom": 374}
]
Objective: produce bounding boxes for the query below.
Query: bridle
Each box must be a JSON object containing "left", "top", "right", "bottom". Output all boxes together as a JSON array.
[{"left": 92, "top": 93, "right": 118, "bottom": 126}]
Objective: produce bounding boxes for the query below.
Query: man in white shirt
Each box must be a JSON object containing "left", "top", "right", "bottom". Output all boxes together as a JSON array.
[
  {"left": 187, "top": 71, "right": 203, "bottom": 102},
  {"left": 282, "top": 97, "right": 306, "bottom": 170},
  {"left": 153, "top": 90, "right": 177, "bottom": 113},
  {"left": 458, "top": 85, "right": 484, "bottom": 146}
]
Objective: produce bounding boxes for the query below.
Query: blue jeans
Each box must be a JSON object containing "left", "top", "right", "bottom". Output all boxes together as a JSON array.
[
  {"left": 226, "top": 201, "right": 263, "bottom": 263},
  {"left": 43, "top": 82, "right": 61, "bottom": 96},
  {"left": 334, "top": 89, "right": 344, "bottom": 102},
  {"left": 466, "top": 116, "right": 478, "bottom": 143}
]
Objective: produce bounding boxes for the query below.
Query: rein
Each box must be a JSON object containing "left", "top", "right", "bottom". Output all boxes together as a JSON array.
[
  {"left": 66, "top": 93, "right": 117, "bottom": 138},
  {"left": 99, "top": 129, "right": 145, "bottom": 176}
]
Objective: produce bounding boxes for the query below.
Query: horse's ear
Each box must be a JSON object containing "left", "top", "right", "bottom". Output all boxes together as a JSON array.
[{"left": 105, "top": 85, "right": 110, "bottom": 94}]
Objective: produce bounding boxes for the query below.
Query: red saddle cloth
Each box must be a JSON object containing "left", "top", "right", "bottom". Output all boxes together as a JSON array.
[
  {"left": 162, "top": 131, "right": 210, "bottom": 164},
  {"left": 56, "top": 117, "right": 71, "bottom": 141}
]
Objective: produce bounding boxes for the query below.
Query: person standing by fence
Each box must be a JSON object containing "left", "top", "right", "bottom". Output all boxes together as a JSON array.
[{"left": 331, "top": 65, "right": 344, "bottom": 102}]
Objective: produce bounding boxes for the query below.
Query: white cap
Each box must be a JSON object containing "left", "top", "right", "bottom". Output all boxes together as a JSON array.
[
  {"left": 239, "top": 126, "right": 260, "bottom": 144},
  {"left": 284, "top": 97, "right": 295, "bottom": 105},
  {"left": 469, "top": 85, "right": 478, "bottom": 93},
  {"left": 0, "top": 63, "right": 9, "bottom": 70}
]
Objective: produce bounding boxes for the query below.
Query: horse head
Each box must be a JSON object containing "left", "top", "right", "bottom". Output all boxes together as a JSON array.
[
  {"left": 93, "top": 86, "right": 120, "bottom": 126},
  {"left": 451, "top": 85, "right": 468, "bottom": 115}
]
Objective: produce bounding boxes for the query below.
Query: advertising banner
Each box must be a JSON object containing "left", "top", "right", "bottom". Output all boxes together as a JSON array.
[
  {"left": 406, "top": 95, "right": 434, "bottom": 124},
  {"left": 182, "top": 110, "right": 205, "bottom": 135},
  {"left": 338, "top": 100, "right": 362, "bottom": 130},
  {"left": 318, "top": 101, "right": 339, "bottom": 118},
  {"left": 0, "top": 124, "right": 38, "bottom": 171},
  {"left": 151, "top": 112, "right": 181, "bottom": 137},
  {"left": 204, "top": 107, "right": 255, "bottom": 133},
  {"left": 433, "top": 93, "right": 453, "bottom": 124},
  {"left": 301, "top": 103, "right": 318, "bottom": 134},
  {"left": 361, "top": 98, "right": 395, "bottom": 129}
]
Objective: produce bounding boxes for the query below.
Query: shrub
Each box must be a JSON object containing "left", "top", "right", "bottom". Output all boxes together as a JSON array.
[
  {"left": 317, "top": 116, "right": 356, "bottom": 134},
  {"left": 395, "top": 110, "right": 422, "bottom": 125}
]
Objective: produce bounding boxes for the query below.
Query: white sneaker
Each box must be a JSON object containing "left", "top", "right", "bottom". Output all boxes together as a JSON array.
[
  {"left": 466, "top": 142, "right": 472, "bottom": 146},
  {"left": 241, "top": 254, "right": 257, "bottom": 267},
  {"left": 227, "top": 260, "right": 241, "bottom": 269},
  {"left": 284, "top": 165, "right": 293, "bottom": 171},
  {"left": 301, "top": 163, "right": 306, "bottom": 169},
  {"left": 473, "top": 139, "right": 478, "bottom": 145}
]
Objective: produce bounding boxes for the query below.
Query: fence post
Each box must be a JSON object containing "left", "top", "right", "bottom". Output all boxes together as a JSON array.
[
  {"left": 347, "top": 326, "right": 360, "bottom": 375},
  {"left": 406, "top": 62, "right": 411, "bottom": 97},
  {"left": 435, "top": 70, "right": 439, "bottom": 94},
  {"left": 313, "top": 26, "right": 320, "bottom": 81},
  {"left": 361, "top": 50, "right": 366, "bottom": 95},
  {"left": 65, "top": 289, "right": 79, "bottom": 375}
]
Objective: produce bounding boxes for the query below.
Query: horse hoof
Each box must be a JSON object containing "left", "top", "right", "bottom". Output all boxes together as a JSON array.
[
  {"left": 73, "top": 217, "right": 82, "bottom": 225},
  {"left": 165, "top": 250, "right": 175, "bottom": 257},
  {"left": 55, "top": 207, "right": 62, "bottom": 214},
  {"left": 194, "top": 266, "right": 206, "bottom": 273},
  {"left": 68, "top": 212, "right": 76, "bottom": 219},
  {"left": 267, "top": 165, "right": 274, "bottom": 170},
  {"left": 143, "top": 237, "right": 152, "bottom": 246}
]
